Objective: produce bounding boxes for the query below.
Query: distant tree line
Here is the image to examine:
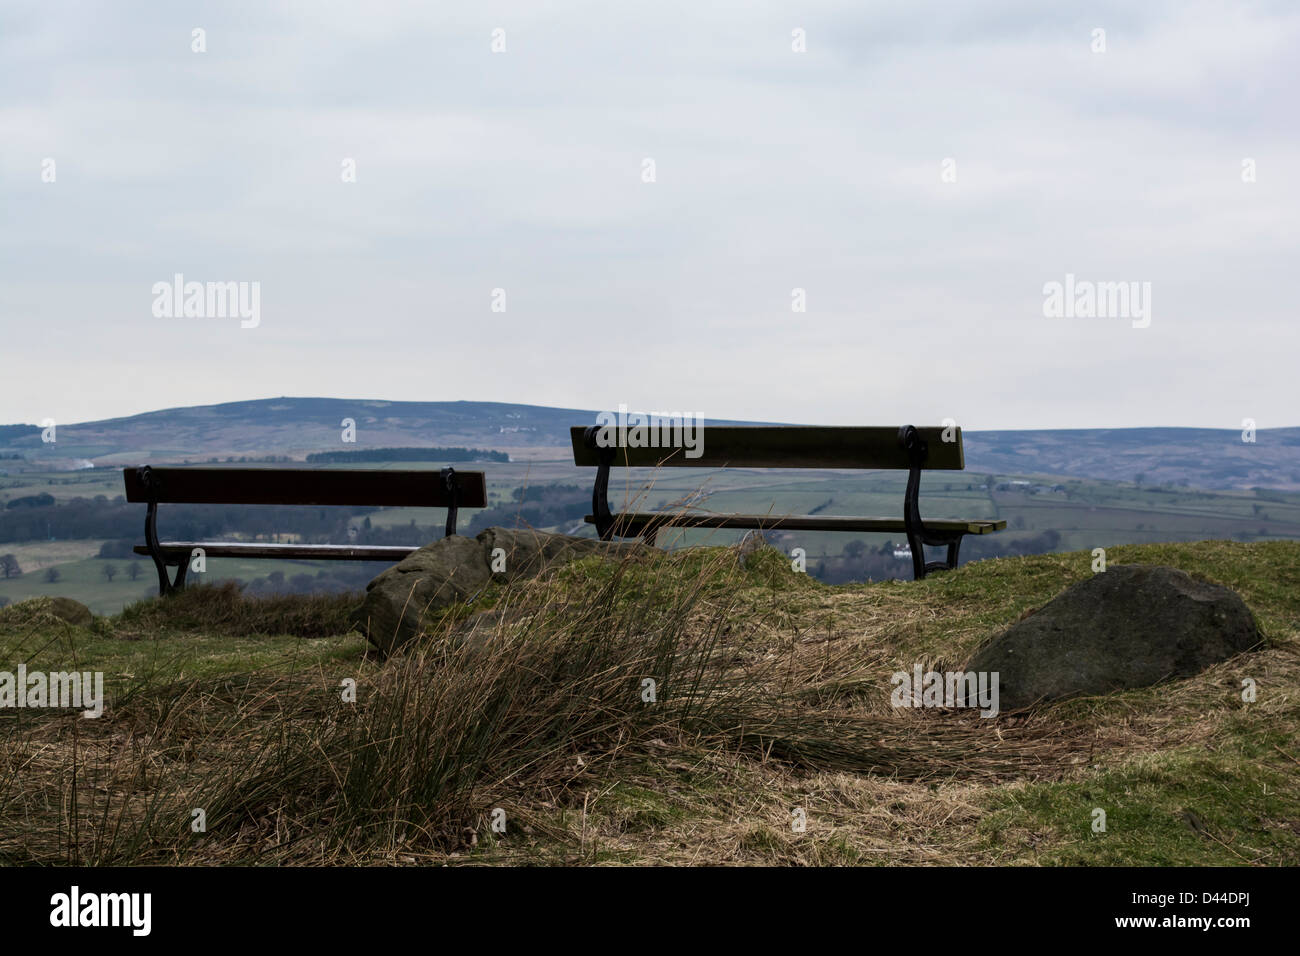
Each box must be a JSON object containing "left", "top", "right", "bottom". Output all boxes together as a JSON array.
[
  {"left": 465, "top": 484, "right": 589, "bottom": 535},
  {"left": 201, "top": 456, "right": 294, "bottom": 464},
  {"left": 792, "top": 528, "right": 1067, "bottom": 585},
  {"left": 2, "top": 495, "right": 385, "bottom": 546},
  {"left": 2, "top": 489, "right": 482, "bottom": 560},
  {"left": 6, "top": 493, "right": 56, "bottom": 509},
  {"left": 98, "top": 540, "right": 147, "bottom": 559},
  {"left": 305, "top": 447, "right": 509, "bottom": 464},
  {"left": 1, "top": 496, "right": 135, "bottom": 542},
  {"left": 238, "top": 564, "right": 376, "bottom": 598},
  {"left": 962, "top": 528, "right": 1062, "bottom": 562}
]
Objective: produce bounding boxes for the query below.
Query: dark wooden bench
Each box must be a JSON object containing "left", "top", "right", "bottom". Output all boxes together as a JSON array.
[
  {"left": 122, "top": 465, "right": 487, "bottom": 596},
  {"left": 570, "top": 424, "right": 1004, "bottom": 579}
]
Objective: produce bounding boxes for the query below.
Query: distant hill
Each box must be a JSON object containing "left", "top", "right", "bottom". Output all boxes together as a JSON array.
[
  {"left": 0, "top": 398, "right": 597, "bottom": 465},
  {"left": 1, "top": 397, "right": 1296, "bottom": 490},
  {"left": 966, "top": 427, "right": 1300, "bottom": 492}
]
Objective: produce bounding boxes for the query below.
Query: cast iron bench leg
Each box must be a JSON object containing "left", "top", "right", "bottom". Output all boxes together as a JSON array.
[
  {"left": 899, "top": 426, "right": 968, "bottom": 580},
  {"left": 144, "top": 499, "right": 189, "bottom": 596}
]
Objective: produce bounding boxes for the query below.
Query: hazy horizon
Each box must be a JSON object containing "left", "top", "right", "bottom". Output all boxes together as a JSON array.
[{"left": 3, "top": 393, "right": 1299, "bottom": 433}]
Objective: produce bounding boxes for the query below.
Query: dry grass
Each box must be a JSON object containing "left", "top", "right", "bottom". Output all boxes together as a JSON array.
[
  {"left": 1, "top": 539, "right": 1296, "bottom": 865},
  {"left": 109, "top": 580, "right": 359, "bottom": 639}
]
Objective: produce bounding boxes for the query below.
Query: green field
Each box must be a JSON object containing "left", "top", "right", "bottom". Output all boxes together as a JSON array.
[{"left": 0, "top": 469, "right": 123, "bottom": 504}]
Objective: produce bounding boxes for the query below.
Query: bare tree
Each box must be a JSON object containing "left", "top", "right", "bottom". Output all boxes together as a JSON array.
[
  {"left": 44, "top": 567, "right": 61, "bottom": 584},
  {"left": 127, "top": 561, "right": 143, "bottom": 581},
  {"left": 0, "top": 554, "right": 22, "bottom": 579},
  {"left": 102, "top": 562, "right": 119, "bottom": 583}
]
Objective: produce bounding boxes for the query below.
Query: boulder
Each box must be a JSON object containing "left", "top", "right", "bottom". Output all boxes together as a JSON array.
[
  {"left": 47, "top": 596, "right": 94, "bottom": 627},
  {"left": 964, "top": 565, "right": 1262, "bottom": 709},
  {"left": 736, "top": 530, "right": 768, "bottom": 569},
  {"left": 477, "top": 527, "right": 645, "bottom": 583},
  {"left": 350, "top": 535, "right": 490, "bottom": 655},
  {"left": 351, "top": 527, "right": 650, "bottom": 654}
]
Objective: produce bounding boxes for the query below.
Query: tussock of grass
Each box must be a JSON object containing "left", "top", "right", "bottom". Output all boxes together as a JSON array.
[
  {"left": 1, "top": 548, "right": 753, "bottom": 863},
  {"left": 0, "top": 596, "right": 94, "bottom": 633},
  {"left": 113, "top": 581, "right": 359, "bottom": 639},
  {"left": 0, "top": 539, "right": 1295, "bottom": 865}
]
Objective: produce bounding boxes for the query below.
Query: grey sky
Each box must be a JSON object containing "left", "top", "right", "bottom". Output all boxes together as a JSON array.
[{"left": 2, "top": 0, "right": 1296, "bottom": 430}]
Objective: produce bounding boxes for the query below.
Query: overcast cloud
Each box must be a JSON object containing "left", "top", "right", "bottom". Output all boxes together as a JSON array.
[{"left": 1, "top": 0, "right": 1296, "bottom": 429}]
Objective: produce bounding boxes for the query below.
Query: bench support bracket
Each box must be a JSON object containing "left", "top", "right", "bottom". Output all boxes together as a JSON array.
[
  {"left": 441, "top": 467, "right": 460, "bottom": 537},
  {"left": 585, "top": 426, "right": 617, "bottom": 540},
  {"left": 899, "top": 425, "right": 965, "bottom": 580},
  {"left": 143, "top": 499, "right": 188, "bottom": 597}
]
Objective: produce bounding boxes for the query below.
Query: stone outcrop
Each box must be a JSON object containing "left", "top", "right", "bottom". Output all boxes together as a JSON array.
[
  {"left": 963, "top": 565, "right": 1262, "bottom": 709},
  {"left": 350, "top": 527, "right": 650, "bottom": 654}
]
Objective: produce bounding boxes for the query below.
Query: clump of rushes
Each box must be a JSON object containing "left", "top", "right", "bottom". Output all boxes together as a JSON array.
[
  {"left": 1, "top": 546, "right": 769, "bottom": 862},
  {"left": 200, "top": 547, "right": 766, "bottom": 857}
]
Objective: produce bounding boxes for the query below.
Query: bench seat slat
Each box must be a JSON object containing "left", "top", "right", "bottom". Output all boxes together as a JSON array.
[
  {"left": 123, "top": 467, "right": 487, "bottom": 508},
  {"left": 133, "top": 543, "right": 420, "bottom": 561},
  {"left": 585, "top": 513, "right": 1006, "bottom": 535},
  {"left": 570, "top": 425, "right": 965, "bottom": 470}
]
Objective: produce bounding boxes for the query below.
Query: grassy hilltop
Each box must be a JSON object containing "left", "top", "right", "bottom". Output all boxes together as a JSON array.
[{"left": 1, "top": 539, "right": 1297, "bottom": 866}]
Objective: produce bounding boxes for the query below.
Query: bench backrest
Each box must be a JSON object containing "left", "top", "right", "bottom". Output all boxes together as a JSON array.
[
  {"left": 569, "top": 426, "right": 964, "bottom": 470},
  {"left": 123, "top": 467, "right": 488, "bottom": 508}
]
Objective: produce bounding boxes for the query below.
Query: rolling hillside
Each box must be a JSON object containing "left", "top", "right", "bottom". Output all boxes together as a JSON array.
[{"left": 2, "top": 397, "right": 1298, "bottom": 490}]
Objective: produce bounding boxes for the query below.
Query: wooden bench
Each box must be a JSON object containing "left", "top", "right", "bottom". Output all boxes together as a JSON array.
[
  {"left": 570, "top": 424, "right": 1004, "bottom": 579},
  {"left": 122, "top": 465, "right": 487, "bottom": 596}
]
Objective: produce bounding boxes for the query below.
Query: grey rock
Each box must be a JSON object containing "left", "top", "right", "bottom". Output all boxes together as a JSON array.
[
  {"left": 477, "top": 526, "right": 645, "bottom": 584},
  {"left": 350, "top": 535, "right": 491, "bottom": 655},
  {"left": 351, "top": 527, "right": 652, "bottom": 654},
  {"left": 736, "top": 530, "right": 768, "bottom": 569},
  {"left": 47, "top": 596, "right": 94, "bottom": 627},
  {"left": 964, "top": 565, "right": 1262, "bottom": 710}
]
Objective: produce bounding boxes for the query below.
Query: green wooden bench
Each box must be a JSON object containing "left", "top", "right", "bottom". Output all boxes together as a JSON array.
[
  {"left": 123, "top": 465, "right": 487, "bottom": 596},
  {"left": 570, "top": 424, "right": 1004, "bottom": 579}
]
